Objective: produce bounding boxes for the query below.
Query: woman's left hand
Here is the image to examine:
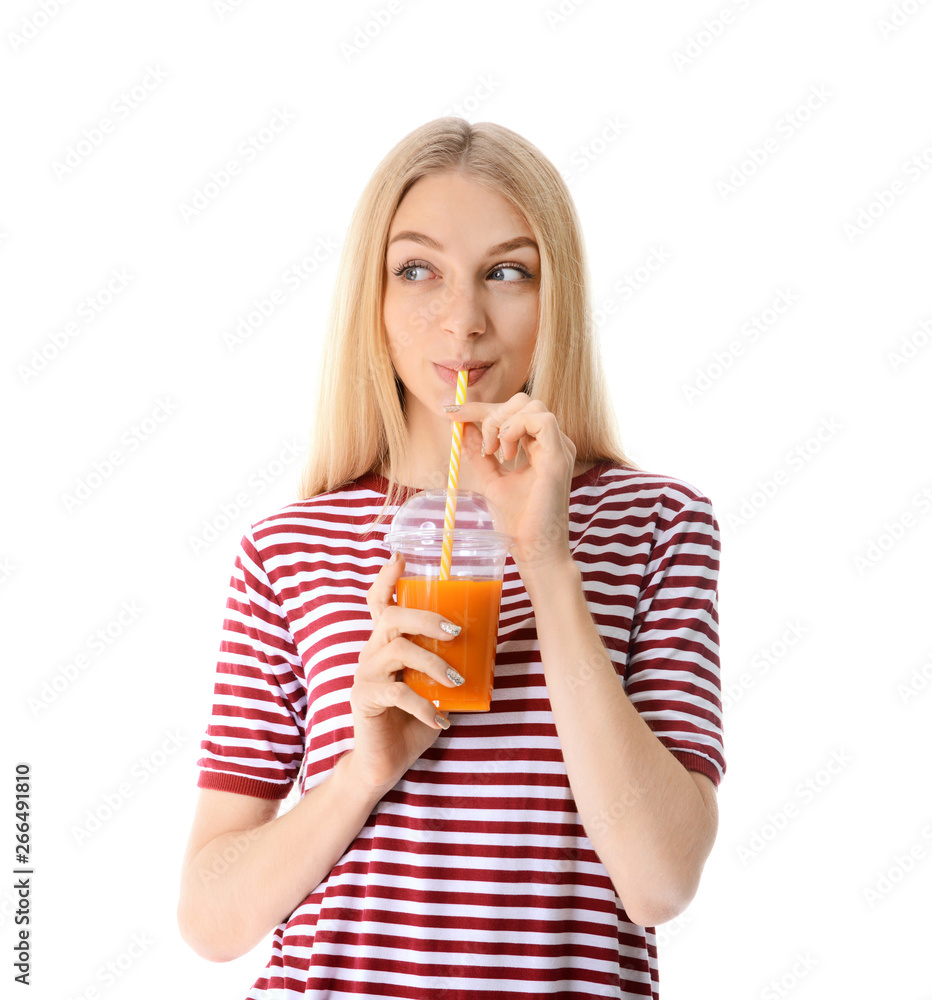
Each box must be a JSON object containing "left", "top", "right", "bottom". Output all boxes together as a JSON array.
[{"left": 441, "top": 392, "right": 576, "bottom": 574}]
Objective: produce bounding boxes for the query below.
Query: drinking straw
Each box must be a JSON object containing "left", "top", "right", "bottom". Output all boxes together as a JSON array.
[{"left": 440, "top": 368, "right": 469, "bottom": 580}]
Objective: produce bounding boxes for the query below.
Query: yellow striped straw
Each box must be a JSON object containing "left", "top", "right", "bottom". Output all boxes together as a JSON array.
[{"left": 440, "top": 368, "right": 469, "bottom": 580}]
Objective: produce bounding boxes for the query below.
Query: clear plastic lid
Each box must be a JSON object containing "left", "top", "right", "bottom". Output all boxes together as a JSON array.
[{"left": 384, "top": 489, "right": 511, "bottom": 551}]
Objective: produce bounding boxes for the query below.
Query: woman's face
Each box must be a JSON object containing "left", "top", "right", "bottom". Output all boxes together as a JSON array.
[{"left": 383, "top": 170, "right": 540, "bottom": 422}]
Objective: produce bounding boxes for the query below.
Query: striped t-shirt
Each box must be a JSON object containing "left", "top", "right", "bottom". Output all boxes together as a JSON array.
[{"left": 196, "top": 461, "right": 725, "bottom": 999}]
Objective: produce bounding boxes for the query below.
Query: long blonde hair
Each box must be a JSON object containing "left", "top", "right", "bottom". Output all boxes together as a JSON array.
[{"left": 298, "top": 117, "right": 639, "bottom": 515}]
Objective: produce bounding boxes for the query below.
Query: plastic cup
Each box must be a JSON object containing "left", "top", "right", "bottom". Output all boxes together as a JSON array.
[{"left": 384, "top": 489, "right": 511, "bottom": 712}]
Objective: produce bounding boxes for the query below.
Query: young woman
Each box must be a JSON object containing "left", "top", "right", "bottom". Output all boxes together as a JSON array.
[{"left": 178, "top": 117, "right": 725, "bottom": 999}]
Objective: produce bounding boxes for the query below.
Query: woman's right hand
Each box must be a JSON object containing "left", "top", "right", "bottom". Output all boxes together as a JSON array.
[{"left": 346, "top": 552, "right": 463, "bottom": 796}]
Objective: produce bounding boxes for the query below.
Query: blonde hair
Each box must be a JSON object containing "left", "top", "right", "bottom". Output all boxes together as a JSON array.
[{"left": 298, "top": 117, "right": 639, "bottom": 516}]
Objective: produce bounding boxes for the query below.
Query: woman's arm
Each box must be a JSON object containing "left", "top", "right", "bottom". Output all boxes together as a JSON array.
[
  {"left": 523, "top": 556, "right": 719, "bottom": 928},
  {"left": 177, "top": 751, "right": 384, "bottom": 963},
  {"left": 441, "top": 396, "right": 720, "bottom": 927},
  {"left": 180, "top": 553, "right": 464, "bottom": 963}
]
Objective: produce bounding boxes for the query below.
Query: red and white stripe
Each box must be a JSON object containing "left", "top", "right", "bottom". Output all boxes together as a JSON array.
[{"left": 197, "top": 462, "right": 725, "bottom": 999}]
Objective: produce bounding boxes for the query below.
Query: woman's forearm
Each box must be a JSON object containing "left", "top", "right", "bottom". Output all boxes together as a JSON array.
[
  {"left": 178, "top": 752, "right": 382, "bottom": 962},
  {"left": 522, "top": 556, "right": 718, "bottom": 927}
]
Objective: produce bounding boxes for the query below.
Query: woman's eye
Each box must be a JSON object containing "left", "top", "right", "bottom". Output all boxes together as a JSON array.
[
  {"left": 401, "top": 265, "right": 432, "bottom": 281},
  {"left": 392, "top": 260, "right": 435, "bottom": 281},
  {"left": 488, "top": 265, "right": 529, "bottom": 282},
  {"left": 391, "top": 260, "right": 532, "bottom": 282}
]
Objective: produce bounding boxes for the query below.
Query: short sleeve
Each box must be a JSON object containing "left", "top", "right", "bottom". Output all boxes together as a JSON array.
[
  {"left": 196, "top": 527, "right": 306, "bottom": 800},
  {"left": 625, "top": 495, "right": 725, "bottom": 787}
]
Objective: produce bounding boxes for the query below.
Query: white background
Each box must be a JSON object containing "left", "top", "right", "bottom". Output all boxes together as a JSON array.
[{"left": 2, "top": 1, "right": 931, "bottom": 997}]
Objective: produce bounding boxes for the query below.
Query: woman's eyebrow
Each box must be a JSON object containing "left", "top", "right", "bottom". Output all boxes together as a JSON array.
[{"left": 387, "top": 231, "right": 539, "bottom": 256}]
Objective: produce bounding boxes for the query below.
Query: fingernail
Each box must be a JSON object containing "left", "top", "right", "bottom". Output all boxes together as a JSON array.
[
  {"left": 435, "top": 713, "right": 451, "bottom": 730},
  {"left": 480, "top": 442, "right": 486, "bottom": 458},
  {"left": 388, "top": 551, "right": 398, "bottom": 565},
  {"left": 446, "top": 667, "right": 465, "bottom": 686},
  {"left": 439, "top": 620, "right": 462, "bottom": 636},
  {"left": 443, "top": 404, "right": 463, "bottom": 412}
]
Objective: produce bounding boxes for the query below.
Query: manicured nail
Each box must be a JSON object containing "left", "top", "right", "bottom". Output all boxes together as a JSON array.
[
  {"left": 439, "top": 620, "right": 462, "bottom": 636},
  {"left": 388, "top": 551, "right": 398, "bottom": 564},
  {"left": 480, "top": 442, "right": 486, "bottom": 458},
  {"left": 435, "top": 713, "right": 451, "bottom": 730},
  {"left": 446, "top": 667, "right": 465, "bottom": 686},
  {"left": 443, "top": 404, "right": 463, "bottom": 412}
]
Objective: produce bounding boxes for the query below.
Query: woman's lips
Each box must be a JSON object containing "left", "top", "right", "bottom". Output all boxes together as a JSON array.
[{"left": 433, "top": 364, "right": 492, "bottom": 387}]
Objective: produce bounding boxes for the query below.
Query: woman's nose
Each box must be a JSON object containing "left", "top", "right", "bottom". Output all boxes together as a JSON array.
[{"left": 438, "top": 280, "right": 487, "bottom": 339}]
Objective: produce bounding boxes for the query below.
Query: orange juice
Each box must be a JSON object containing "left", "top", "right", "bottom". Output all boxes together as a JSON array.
[{"left": 396, "top": 577, "right": 502, "bottom": 711}]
